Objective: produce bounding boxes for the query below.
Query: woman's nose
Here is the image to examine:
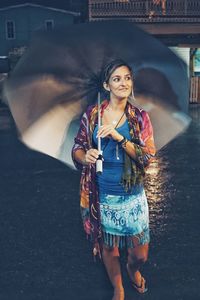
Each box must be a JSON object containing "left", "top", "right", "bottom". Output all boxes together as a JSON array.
[{"left": 120, "top": 78, "right": 126, "bottom": 85}]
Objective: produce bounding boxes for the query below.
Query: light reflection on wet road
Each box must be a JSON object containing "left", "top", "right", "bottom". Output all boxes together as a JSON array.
[{"left": 0, "top": 105, "right": 199, "bottom": 300}]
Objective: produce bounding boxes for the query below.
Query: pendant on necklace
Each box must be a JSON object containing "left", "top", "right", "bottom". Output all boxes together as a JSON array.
[
  {"left": 116, "top": 144, "right": 120, "bottom": 160},
  {"left": 112, "top": 120, "right": 117, "bottom": 125}
]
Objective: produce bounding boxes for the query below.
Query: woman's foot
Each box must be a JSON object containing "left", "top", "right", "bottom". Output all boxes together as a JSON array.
[
  {"left": 126, "top": 264, "right": 148, "bottom": 294},
  {"left": 131, "top": 276, "right": 148, "bottom": 294},
  {"left": 112, "top": 287, "right": 125, "bottom": 300}
]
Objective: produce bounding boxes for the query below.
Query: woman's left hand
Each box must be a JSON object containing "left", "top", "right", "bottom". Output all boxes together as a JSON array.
[{"left": 97, "top": 125, "right": 123, "bottom": 141}]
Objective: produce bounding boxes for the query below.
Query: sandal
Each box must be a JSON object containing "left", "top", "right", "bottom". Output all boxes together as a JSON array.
[
  {"left": 126, "top": 264, "right": 148, "bottom": 294},
  {"left": 131, "top": 276, "right": 148, "bottom": 294}
]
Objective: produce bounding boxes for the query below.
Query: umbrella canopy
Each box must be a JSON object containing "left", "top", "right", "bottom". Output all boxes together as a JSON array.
[{"left": 4, "top": 20, "right": 190, "bottom": 167}]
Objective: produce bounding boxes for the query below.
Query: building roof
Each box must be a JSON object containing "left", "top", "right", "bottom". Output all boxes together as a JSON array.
[{"left": 0, "top": 2, "right": 80, "bottom": 16}]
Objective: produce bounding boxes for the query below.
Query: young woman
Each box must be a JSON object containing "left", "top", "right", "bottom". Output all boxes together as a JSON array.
[{"left": 72, "top": 59, "right": 156, "bottom": 300}]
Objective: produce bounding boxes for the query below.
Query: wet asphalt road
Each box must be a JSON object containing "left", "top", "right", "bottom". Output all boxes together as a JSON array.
[{"left": 0, "top": 105, "right": 200, "bottom": 300}]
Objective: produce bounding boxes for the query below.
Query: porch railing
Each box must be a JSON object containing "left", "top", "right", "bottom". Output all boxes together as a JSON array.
[{"left": 88, "top": 0, "right": 200, "bottom": 22}]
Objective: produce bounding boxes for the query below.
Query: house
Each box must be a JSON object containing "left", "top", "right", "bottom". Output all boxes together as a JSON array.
[
  {"left": 88, "top": 0, "right": 200, "bottom": 103},
  {"left": 0, "top": 3, "right": 80, "bottom": 57}
]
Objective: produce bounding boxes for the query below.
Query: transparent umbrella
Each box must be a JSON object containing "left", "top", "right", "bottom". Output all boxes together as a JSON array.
[{"left": 4, "top": 20, "right": 190, "bottom": 167}]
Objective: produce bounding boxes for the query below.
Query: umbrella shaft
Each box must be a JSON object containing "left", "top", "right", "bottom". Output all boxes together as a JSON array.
[{"left": 98, "top": 92, "right": 102, "bottom": 152}]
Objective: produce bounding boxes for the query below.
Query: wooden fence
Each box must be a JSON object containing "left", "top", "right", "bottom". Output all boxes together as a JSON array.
[{"left": 190, "top": 76, "right": 200, "bottom": 103}]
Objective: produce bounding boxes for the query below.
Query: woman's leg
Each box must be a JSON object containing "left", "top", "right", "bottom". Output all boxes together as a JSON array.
[
  {"left": 102, "top": 245, "right": 124, "bottom": 300},
  {"left": 127, "top": 243, "right": 149, "bottom": 287}
]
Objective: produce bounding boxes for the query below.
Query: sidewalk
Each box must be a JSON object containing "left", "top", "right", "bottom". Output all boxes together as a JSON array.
[
  {"left": 0, "top": 105, "right": 199, "bottom": 300},
  {"left": 0, "top": 104, "right": 15, "bottom": 130}
]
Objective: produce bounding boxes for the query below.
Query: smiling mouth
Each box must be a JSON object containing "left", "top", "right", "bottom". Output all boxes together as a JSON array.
[{"left": 119, "top": 88, "right": 128, "bottom": 90}]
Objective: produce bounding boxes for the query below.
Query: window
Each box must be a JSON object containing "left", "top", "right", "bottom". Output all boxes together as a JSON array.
[
  {"left": 45, "top": 20, "right": 54, "bottom": 31},
  {"left": 6, "top": 20, "right": 15, "bottom": 39}
]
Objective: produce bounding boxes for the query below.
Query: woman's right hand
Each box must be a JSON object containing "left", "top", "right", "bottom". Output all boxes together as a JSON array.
[{"left": 84, "top": 148, "right": 99, "bottom": 164}]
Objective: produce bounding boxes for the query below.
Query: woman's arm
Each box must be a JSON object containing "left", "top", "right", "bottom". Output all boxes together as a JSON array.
[
  {"left": 121, "top": 111, "right": 156, "bottom": 167},
  {"left": 72, "top": 111, "right": 99, "bottom": 168},
  {"left": 96, "top": 127, "right": 139, "bottom": 161},
  {"left": 96, "top": 110, "right": 156, "bottom": 168},
  {"left": 105, "top": 110, "right": 155, "bottom": 167}
]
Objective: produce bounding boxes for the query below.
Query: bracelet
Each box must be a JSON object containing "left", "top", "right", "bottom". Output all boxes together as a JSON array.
[
  {"left": 122, "top": 138, "right": 128, "bottom": 148},
  {"left": 119, "top": 136, "right": 128, "bottom": 148},
  {"left": 118, "top": 136, "right": 126, "bottom": 145}
]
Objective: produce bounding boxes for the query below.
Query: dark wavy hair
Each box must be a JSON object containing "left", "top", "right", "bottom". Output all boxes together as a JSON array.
[{"left": 102, "top": 59, "right": 133, "bottom": 85}]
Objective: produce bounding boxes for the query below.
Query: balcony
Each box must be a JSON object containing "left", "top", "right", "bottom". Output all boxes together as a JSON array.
[{"left": 88, "top": 0, "right": 200, "bottom": 23}]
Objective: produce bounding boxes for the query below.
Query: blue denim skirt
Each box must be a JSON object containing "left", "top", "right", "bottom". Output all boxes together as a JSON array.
[{"left": 99, "top": 188, "right": 150, "bottom": 248}]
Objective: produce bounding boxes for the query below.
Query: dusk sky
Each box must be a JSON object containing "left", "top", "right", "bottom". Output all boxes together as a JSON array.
[{"left": 0, "top": 1, "right": 71, "bottom": 9}]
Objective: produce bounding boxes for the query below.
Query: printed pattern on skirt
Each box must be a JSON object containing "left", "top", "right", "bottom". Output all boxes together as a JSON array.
[{"left": 99, "top": 188, "right": 150, "bottom": 248}]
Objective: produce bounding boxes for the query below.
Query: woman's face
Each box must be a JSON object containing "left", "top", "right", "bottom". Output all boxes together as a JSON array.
[{"left": 104, "top": 65, "right": 133, "bottom": 100}]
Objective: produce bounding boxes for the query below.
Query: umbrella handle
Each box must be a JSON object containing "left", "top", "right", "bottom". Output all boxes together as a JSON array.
[{"left": 96, "top": 150, "right": 103, "bottom": 174}]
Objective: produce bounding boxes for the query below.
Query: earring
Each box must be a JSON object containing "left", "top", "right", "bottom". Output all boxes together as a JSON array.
[{"left": 131, "top": 88, "right": 136, "bottom": 101}]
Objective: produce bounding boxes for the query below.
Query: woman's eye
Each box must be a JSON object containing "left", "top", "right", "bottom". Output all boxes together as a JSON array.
[{"left": 112, "top": 75, "right": 131, "bottom": 82}]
